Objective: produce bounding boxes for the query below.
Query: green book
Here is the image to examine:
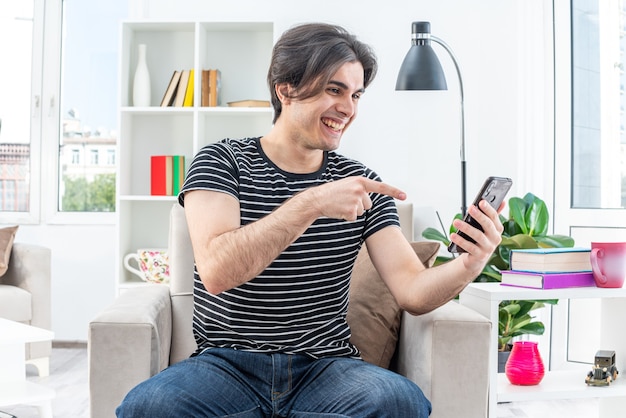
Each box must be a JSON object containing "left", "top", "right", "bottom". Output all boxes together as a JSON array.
[{"left": 171, "top": 155, "right": 186, "bottom": 195}]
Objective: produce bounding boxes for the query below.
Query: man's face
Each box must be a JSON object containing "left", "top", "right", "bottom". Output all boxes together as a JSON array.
[{"left": 283, "top": 61, "right": 365, "bottom": 152}]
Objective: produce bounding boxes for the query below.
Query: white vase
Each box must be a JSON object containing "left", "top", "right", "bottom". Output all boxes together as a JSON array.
[{"left": 133, "top": 44, "right": 151, "bottom": 106}]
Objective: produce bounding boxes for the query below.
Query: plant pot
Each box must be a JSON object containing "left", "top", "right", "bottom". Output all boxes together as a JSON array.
[{"left": 498, "top": 350, "right": 511, "bottom": 373}]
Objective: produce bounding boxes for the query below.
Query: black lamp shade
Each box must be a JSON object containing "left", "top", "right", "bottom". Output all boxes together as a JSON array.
[{"left": 395, "top": 22, "right": 448, "bottom": 91}]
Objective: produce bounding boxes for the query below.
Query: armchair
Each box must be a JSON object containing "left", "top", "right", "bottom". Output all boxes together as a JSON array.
[
  {"left": 89, "top": 204, "right": 491, "bottom": 418},
  {"left": 0, "top": 242, "right": 52, "bottom": 376}
]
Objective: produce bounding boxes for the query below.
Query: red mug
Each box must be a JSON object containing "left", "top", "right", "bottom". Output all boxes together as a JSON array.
[{"left": 590, "top": 242, "right": 626, "bottom": 288}]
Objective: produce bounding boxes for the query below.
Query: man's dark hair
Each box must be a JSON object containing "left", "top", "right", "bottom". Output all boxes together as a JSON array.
[{"left": 267, "top": 23, "right": 378, "bottom": 123}]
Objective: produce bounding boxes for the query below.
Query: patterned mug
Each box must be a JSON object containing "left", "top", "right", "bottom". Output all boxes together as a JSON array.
[{"left": 123, "top": 248, "right": 170, "bottom": 284}]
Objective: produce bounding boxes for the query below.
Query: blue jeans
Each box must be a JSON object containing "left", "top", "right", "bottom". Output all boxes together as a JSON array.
[{"left": 116, "top": 348, "right": 431, "bottom": 417}]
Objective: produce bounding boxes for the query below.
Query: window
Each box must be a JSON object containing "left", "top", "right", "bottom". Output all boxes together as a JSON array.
[
  {"left": 107, "top": 149, "right": 115, "bottom": 166},
  {"left": 1, "top": 0, "right": 126, "bottom": 221},
  {"left": 90, "top": 149, "right": 99, "bottom": 166},
  {"left": 57, "top": 0, "right": 126, "bottom": 213},
  {"left": 0, "top": 1, "right": 36, "bottom": 215},
  {"left": 571, "top": 0, "right": 626, "bottom": 208}
]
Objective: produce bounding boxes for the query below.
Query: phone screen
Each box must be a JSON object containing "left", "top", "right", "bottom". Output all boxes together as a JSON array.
[{"left": 447, "top": 176, "right": 513, "bottom": 253}]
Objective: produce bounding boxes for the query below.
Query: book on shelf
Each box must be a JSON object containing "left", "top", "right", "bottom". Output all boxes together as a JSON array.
[
  {"left": 501, "top": 270, "right": 596, "bottom": 289},
  {"left": 509, "top": 247, "right": 592, "bottom": 273},
  {"left": 160, "top": 70, "right": 181, "bottom": 107},
  {"left": 151, "top": 155, "right": 185, "bottom": 196},
  {"left": 172, "top": 155, "right": 186, "bottom": 195},
  {"left": 227, "top": 99, "right": 271, "bottom": 108},
  {"left": 183, "top": 69, "right": 194, "bottom": 107},
  {"left": 201, "top": 69, "right": 220, "bottom": 107},
  {"left": 201, "top": 69, "right": 211, "bottom": 107},
  {"left": 173, "top": 69, "right": 191, "bottom": 107}
]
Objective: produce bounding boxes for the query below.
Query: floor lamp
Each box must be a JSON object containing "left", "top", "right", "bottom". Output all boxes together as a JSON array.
[{"left": 395, "top": 21, "right": 467, "bottom": 216}]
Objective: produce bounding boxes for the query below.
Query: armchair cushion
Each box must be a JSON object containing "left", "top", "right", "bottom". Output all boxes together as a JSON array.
[
  {"left": 0, "top": 284, "right": 31, "bottom": 322},
  {"left": 347, "top": 241, "right": 440, "bottom": 368},
  {"left": 0, "top": 225, "right": 18, "bottom": 277}
]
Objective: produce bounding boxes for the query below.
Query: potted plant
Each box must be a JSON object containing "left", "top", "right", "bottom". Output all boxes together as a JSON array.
[{"left": 422, "top": 193, "right": 572, "bottom": 370}]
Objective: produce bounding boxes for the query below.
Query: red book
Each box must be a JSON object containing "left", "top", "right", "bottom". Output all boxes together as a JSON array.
[
  {"left": 150, "top": 156, "right": 173, "bottom": 195},
  {"left": 500, "top": 270, "right": 596, "bottom": 289}
]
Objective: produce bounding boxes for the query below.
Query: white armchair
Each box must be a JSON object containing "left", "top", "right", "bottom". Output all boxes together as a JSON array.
[
  {"left": 0, "top": 242, "right": 52, "bottom": 376},
  {"left": 89, "top": 204, "right": 491, "bottom": 418}
]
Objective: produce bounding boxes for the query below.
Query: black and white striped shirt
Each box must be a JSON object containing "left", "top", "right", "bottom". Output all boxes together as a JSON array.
[{"left": 179, "top": 137, "right": 399, "bottom": 359}]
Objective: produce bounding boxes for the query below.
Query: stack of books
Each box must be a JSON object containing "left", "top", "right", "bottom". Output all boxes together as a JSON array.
[
  {"left": 159, "top": 68, "right": 221, "bottom": 108},
  {"left": 150, "top": 155, "right": 186, "bottom": 196},
  {"left": 501, "top": 247, "right": 595, "bottom": 289}
]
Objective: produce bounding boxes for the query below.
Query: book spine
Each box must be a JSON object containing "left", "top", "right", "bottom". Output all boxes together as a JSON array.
[
  {"left": 174, "top": 70, "right": 190, "bottom": 107},
  {"left": 201, "top": 69, "right": 210, "bottom": 107},
  {"left": 160, "top": 70, "right": 181, "bottom": 107},
  {"left": 183, "top": 69, "right": 194, "bottom": 107},
  {"left": 209, "top": 69, "right": 221, "bottom": 107},
  {"left": 151, "top": 156, "right": 169, "bottom": 195},
  {"left": 172, "top": 155, "right": 185, "bottom": 195},
  {"left": 501, "top": 270, "right": 596, "bottom": 289},
  {"left": 542, "top": 272, "right": 595, "bottom": 289}
]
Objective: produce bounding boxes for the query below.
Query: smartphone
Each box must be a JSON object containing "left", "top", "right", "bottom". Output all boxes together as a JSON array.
[{"left": 447, "top": 176, "right": 513, "bottom": 253}]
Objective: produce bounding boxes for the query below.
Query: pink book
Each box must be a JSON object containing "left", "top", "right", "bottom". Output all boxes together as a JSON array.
[{"left": 500, "top": 270, "right": 596, "bottom": 289}]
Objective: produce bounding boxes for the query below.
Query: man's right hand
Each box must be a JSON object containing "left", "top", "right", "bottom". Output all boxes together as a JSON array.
[{"left": 304, "top": 177, "right": 406, "bottom": 221}]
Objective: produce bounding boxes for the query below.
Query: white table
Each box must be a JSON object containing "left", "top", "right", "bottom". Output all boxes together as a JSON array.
[
  {"left": 459, "top": 283, "right": 626, "bottom": 417},
  {"left": 0, "top": 318, "right": 55, "bottom": 418}
]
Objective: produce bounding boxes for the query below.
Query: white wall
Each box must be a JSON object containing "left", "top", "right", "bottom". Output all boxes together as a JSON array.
[{"left": 19, "top": 0, "right": 554, "bottom": 341}]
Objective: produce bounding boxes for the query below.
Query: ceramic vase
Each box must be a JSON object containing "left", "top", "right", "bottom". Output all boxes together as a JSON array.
[
  {"left": 505, "top": 341, "right": 545, "bottom": 385},
  {"left": 132, "top": 44, "right": 151, "bottom": 106}
]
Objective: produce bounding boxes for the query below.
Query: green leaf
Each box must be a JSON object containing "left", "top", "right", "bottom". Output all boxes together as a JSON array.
[
  {"left": 508, "top": 197, "right": 528, "bottom": 234},
  {"left": 512, "top": 321, "right": 545, "bottom": 336},
  {"left": 535, "top": 235, "right": 575, "bottom": 248},
  {"left": 525, "top": 198, "right": 549, "bottom": 236},
  {"left": 421, "top": 227, "right": 449, "bottom": 244}
]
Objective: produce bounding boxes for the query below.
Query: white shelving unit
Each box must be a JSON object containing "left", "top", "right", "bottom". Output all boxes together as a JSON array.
[
  {"left": 116, "top": 21, "right": 275, "bottom": 292},
  {"left": 459, "top": 283, "right": 626, "bottom": 417}
]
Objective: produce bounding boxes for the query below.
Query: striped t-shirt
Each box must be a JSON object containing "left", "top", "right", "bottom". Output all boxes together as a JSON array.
[{"left": 179, "top": 137, "right": 399, "bottom": 359}]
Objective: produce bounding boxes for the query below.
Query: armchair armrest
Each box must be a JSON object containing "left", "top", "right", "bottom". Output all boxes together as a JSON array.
[
  {"left": 3, "top": 243, "right": 52, "bottom": 330},
  {"left": 88, "top": 285, "right": 172, "bottom": 418},
  {"left": 4, "top": 243, "right": 52, "bottom": 362},
  {"left": 395, "top": 301, "right": 491, "bottom": 418}
]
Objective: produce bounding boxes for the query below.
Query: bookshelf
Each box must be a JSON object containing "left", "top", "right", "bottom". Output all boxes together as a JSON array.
[
  {"left": 459, "top": 283, "right": 626, "bottom": 417},
  {"left": 117, "top": 21, "right": 274, "bottom": 292}
]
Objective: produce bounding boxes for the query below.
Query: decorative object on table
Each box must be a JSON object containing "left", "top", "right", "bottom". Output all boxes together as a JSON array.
[
  {"left": 590, "top": 242, "right": 626, "bottom": 288},
  {"left": 132, "top": 43, "right": 151, "bottom": 107},
  {"left": 509, "top": 247, "right": 592, "bottom": 273},
  {"left": 123, "top": 248, "right": 170, "bottom": 284},
  {"left": 422, "top": 193, "right": 570, "bottom": 367},
  {"left": 505, "top": 341, "right": 545, "bottom": 385},
  {"left": 500, "top": 270, "right": 595, "bottom": 290},
  {"left": 585, "top": 350, "right": 619, "bottom": 386},
  {"left": 395, "top": 21, "right": 468, "bottom": 216}
]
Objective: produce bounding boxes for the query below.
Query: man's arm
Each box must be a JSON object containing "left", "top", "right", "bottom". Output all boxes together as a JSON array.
[
  {"left": 184, "top": 189, "right": 317, "bottom": 294},
  {"left": 366, "top": 200, "right": 504, "bottom": 315},
  {"left": 183, "top": 176, "right": 406, "bottom": 294}
]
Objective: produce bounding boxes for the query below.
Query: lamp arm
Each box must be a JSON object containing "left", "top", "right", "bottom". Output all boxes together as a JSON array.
[{"left": 431, "top": 35, "right": 467, "bottom": 216}]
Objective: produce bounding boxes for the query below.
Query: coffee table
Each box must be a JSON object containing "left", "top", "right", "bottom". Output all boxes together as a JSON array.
[{"left": 0, "top": 318, "right": 55, "bottom": 418}]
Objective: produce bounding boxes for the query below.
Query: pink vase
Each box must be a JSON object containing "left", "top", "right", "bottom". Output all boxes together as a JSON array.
[{"left": 505, "top": 341, "right": 545, "bottom": 385}]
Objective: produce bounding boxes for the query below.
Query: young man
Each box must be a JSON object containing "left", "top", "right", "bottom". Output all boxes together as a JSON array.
[{"left": 117, "top": 22, "right": 503, "bottom": 418}]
